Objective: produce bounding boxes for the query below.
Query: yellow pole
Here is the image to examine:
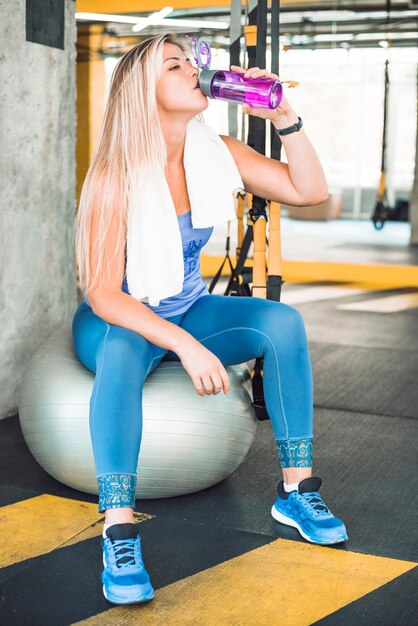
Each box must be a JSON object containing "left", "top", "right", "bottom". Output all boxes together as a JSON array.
[
  {"left": 250, "top": 193, "right": 267, "bottom": 300},
  {"left": 267, "top": 200, "right": 283, "bottom": 277},
  {"left": 236, "top": 191, "right": 246, "bottom": 260}
]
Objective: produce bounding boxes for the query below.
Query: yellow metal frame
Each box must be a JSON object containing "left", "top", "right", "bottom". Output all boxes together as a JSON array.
[{"left": 76, "top": 1, "right": 323, "bottom": 13}]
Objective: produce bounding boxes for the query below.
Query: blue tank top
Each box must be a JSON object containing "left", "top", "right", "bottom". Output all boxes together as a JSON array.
[{"left": 120, "top": 210, "right": 213, "bottom": 318}]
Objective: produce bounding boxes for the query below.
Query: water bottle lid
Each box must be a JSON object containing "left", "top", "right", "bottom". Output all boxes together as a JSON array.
[{"left": 197, "top": 69, "right": 218, "bottom": 97}]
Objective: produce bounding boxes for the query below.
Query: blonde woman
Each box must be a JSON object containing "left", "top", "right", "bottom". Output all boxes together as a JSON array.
[{"left": 72, "top": 32, "right": 347, "bottom": 605}]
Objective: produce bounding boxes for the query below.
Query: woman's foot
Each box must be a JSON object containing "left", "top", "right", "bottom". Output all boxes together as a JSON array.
[
  {"left": 271, "top": 476, "right": 348, "bottom": 545},
  {"left": 101, "top": 522, "right": 155, "bottom": 604}
]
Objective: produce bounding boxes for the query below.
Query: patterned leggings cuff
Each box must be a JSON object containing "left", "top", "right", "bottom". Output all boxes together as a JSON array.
[
  {"left": 276, "top": 437, "right": 313, "bottom": 468},
  {"left": 97, "top": 473, "right": 137, "bottom": 513}
]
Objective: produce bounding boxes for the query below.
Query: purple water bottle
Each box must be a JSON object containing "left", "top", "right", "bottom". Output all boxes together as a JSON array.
[
  {"left": 184, "top": 35, "right": 283, "bottom": 110},
  {"left": 199, "top": 70, "right": 283, "bottom": 109}
]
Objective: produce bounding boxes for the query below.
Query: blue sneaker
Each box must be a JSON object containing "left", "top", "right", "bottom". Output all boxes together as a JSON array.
[
  {"left": 271, "top": 477, "right": 348, "bottom": 545},
  {"left": 101, "top": 523, "right": 155, "bottom": 604}
]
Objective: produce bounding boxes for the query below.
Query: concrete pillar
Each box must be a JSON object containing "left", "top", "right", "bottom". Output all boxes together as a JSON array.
[{"left": 0, "top": 2, "right": 77, "bottom": 420}]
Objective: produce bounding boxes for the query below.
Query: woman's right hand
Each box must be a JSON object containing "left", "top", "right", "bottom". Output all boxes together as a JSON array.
[{"left": 177, "top": 338, "right": 230, "bottom": 397}]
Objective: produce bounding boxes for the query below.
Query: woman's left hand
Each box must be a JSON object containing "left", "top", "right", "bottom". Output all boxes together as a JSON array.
[{"left": 230, "top": 65, "right": 294, "bottom": 123}]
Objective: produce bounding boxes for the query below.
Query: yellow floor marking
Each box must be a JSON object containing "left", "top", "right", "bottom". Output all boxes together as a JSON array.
[
  {"left": 281, "top": 285, "right": 367, "bottom": 305},
  {"left": 339, "top": 293, "right": 418, "bottom": 313},
  {"left": 279, "top": 261, "right": 418, "bottom": 288},
  {"left": 206, "top": 274, "right": 402, "bottom": 294},
  {"left": 0, "top": 495, "right": 103, "bottom": 567},
  {"left": 74, "top": 538, "right": 417, "bottom": 626},
  {"left": 0, "top": 494, "right": 153, "bottom": 567},
  {"left": 201, "top": 255, "right": 418, "bottom": 288}
]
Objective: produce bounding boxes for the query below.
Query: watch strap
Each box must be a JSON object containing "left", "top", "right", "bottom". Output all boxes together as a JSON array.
[{"left": 274, "top": 116, "right": 303, "bottom": 136}]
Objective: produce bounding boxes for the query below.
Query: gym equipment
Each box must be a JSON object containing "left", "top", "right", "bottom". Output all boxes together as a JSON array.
[
  {"left": 371, "top": 58, "right": 410, "bottom": 229},
  {"left": 371, "top": 3, "right": 409, "bottom": 228},
  {"left": 371, "top": 59, "right": 392, "bottom": 230},
  {"left": 18, "top": 330, "right": 258, "bottom": 499},
  {"left": 206, "top": 0, "right": 285, "bottom": 421}
]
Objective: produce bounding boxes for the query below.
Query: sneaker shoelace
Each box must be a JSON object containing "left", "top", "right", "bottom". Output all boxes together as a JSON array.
[
  {"left": 299, "top": 491, "right": 330, "bottom": 517},
  {"left": 109, "top": 538, "right": 139, "bottom": 569}
]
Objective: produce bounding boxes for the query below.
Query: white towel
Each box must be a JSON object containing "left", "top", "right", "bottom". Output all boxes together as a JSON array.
[{"left": 126, "top": 117, "right": 244, "bottom": 306}]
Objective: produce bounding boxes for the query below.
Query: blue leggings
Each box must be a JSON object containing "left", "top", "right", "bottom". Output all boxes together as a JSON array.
[{"left": 72, "top": 294, "right": 313, "bottom": 512}]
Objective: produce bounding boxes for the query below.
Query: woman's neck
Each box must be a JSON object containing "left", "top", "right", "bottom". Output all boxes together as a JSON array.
[{"left": 158, "top": 112, "right": 191, "bottom": 167}]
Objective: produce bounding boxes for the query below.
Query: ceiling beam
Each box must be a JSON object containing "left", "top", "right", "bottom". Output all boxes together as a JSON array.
[{"left": 75, "top": 0, "right": 340, "bottom": 13}]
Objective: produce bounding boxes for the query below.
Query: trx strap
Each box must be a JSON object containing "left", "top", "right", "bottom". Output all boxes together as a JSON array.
[
  {"left": 211, "top": 0, "right": 284, "bottom": 421},
  {"left": 372, "top": 0, "right": 392, "bottom": 230},
  {"left": 247, "top": 0, "right": 273, "bottom": 421},
  {"left": 371, "top": 58, "right": 391, "bottom": 230}
]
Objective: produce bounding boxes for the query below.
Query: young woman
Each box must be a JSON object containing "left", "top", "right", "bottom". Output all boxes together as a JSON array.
[{"left": 72, "top": 32, "right": 347, "bottom": 606}]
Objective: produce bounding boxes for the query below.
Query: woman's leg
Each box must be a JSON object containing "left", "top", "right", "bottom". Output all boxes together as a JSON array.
[
  {"left": 72, "top": 302, "right": 188, "bottom": 604},
  {"left": 72, "top": 301, "right": 167, "bottom": 518},
  {"left": 177, "top": 294, "right": 313, "bottom": 478},
  {"left": 176, "top": 294, "right": 347, "bottom": 544}
]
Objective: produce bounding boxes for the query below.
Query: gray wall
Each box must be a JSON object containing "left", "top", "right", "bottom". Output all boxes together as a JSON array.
[{"left": 0, "top": 1, "right": 77, "bottom": 420}]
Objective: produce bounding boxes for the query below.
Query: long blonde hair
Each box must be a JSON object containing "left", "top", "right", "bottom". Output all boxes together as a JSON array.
[{"left": 75, "top": 31, "right": 204, "bottom": 298}]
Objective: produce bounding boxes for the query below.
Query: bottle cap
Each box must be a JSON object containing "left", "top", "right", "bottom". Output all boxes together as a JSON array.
[{"left": 197, "top": 69, "right": 218, "bottom": 97}]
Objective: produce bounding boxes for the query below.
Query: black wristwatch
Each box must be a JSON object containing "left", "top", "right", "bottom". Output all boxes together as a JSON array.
[{"left": 274, "top": 116, "right": 303, "bottom": 136}]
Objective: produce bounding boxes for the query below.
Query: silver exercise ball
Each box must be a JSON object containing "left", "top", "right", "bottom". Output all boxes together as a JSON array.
[{"left": 18, "top": 330, "right": 258, "bottom": 499}]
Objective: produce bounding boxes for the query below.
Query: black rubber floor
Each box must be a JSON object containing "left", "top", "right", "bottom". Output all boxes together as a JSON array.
[
  {"left": 310, "top": 343, "right": 418, "bottom": 419},
  {"left": 1, "top": 283, "right": 417, "bottom": 625},
  {"left": 290, "top": 287, "right": 418, "bottom": 419},
  {"left": 296, "top": 288, "right": 418, "bottom": 353},
  {"left": 0, "top": 510, "right": 274, "bottom": 625},
  {"left": 1, "top": 408, "right": 417, "bottom": 626}
]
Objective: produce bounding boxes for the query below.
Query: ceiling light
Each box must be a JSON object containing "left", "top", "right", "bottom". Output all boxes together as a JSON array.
[
  {"left": 75, "top": 12, "right": 229, "bottom": 30},
  {"left": 132, "top": 7, "right": 173, "bottom": 33},
  {"left": 291, "top": 35, "right": 312, "bottom": 45},
  {"left": 279, "top": 9, "right": 418, "bottom": 24},
  {"left": 157, "top": 18, "right": 229, "bottom": 28},
  {"left": 314, "top": 34, "right": 354, "bottom": 42},
  {"left": 355, "top": 32, "right": 418, "bottom": 40},
  {"left": 76, "top": 13, "right": 142, "bottom": 24}
]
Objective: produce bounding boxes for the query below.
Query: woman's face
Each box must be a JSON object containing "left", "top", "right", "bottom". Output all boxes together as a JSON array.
[{"left": 156, "top": 43, "right": 209, "bottom": 117}]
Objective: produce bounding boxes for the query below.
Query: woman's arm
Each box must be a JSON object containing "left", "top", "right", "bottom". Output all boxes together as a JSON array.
[
  {"left": 92, "top": 290, "right": 191, "bottom": 354},
  {"left": 220, "top": 118, "right": 328, "bottom": 208},
  {"left": 86, "top": 202, "right": 231, "bottom": 396},
  {"left": 220, "top": 64, "right": 329, "bottom": 207},
  {"left": 87, "top": 204, "right": 192, "bottom": 355}
]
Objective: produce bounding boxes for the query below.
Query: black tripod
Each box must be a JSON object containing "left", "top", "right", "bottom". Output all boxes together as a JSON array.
[{"left": 208, "top": 195, "right": 270, "bottom": 298}]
